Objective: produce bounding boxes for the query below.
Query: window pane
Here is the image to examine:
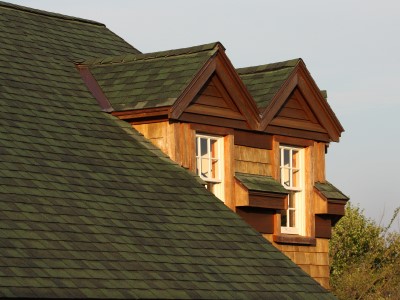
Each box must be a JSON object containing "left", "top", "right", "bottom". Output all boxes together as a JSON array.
[
  {"left": 282, "top": 167, "right": 290, "bottom": 187},
  {"left": 283, "top": 149, "right": 290, "bottom": 168},
  {"left": 292, "top": 169, "right": 300, "bottom": 188},
  {"left": 288, "top": 193, "right": 295, "bottom": 208},
  {"left": 281, "top": 210, "right": 287, "bottom": 227},
  {"left": 200, "top": 138, "right": 208, "bottom": 157},
  {"left": 201, "top": 158, "right": 209, "bottom": 178},
  {"left": 210, "top": 139, "right": 218, "bottom": 159},
  {"left": 292, "top": 149, "right": 299, "bottom": 168},
  {"left": 211, "top": 158, "right": 219, "bottom": 179},
  {"left": 289, "top": 210, "right": 296, "bottom": 227},
  {"left": 196, "top": 157, "right": 200, "bottom": 176}
]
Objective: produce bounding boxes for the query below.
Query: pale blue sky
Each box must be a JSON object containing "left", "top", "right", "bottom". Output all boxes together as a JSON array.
[{"left": 8, "top": 0, "right": 400, "bottom": 228}]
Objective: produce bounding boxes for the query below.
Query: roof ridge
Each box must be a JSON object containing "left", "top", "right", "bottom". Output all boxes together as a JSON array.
[
  {"left": 80, "top": 42, "right": 222, "bottom": 66},
  {"left": 0, "top": 1, "right": 104, "bottom": 26},
  {"left": 237, "top": 58, "right": 301, "bottom": 75}
]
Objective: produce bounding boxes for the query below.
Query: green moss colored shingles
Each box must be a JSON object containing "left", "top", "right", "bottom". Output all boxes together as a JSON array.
[
  {"left": 0, "top": 2, "right": 335, "bottom": 299},
  {"left": 235, "top": 172, "right": 288, "bottom": 194},
  {"left": 315, "top": 181, "right": 349, "bottom": 200},
  {"left": 86, "top": 43, "right": 218, "bottom": 111},
  {"left": 237, "top": 59, "right": 300, "bottom": 110}
]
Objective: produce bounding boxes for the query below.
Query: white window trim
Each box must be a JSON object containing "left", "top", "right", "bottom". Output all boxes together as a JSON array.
[
  {"left": 280, "top": 145, "right": 305, "bottom": 235},
  {"left": 195, "top": 134, "right": 225, "bottom": 201}
]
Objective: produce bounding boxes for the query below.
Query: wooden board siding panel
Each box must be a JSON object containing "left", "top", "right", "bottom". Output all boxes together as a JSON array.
[
  {"left": 237, "top": 207, "right": 275, "bottom": 234},
  {"left": 234, "top": 145, "right": 272, "bottom": 176},
  {"left": 314, "top": 189, "right": 328, "bottom": 215},
  {"left": 224, "top": 134, "right": 235, "bottom": 209},
  {"left": 315, "top": 215, "right": 332, "bottom": 238},
  {"left": 263, "top": 234, "right": 330, "bottom": 289},
  {"left": 314, "top": 142, "right": 326, "bottom": 182},
  {"left": 234, "top": 130, "right": 272, "bottom": 149},
  {"left": 235, "top": 179, "right": 249, "bottom": 207},
  {"left": 266, "top": 125, "right": 331, "bottom": 142},
  {"left": 184, "top": 73, "right": 248, "bottom": 124},
  {"left": 174, "top": 123, "right": 196, "bottom": 171},
  {"left": 248, "top": 192, "right": 287, "bottom": 210},
  {"left": 133, "top": 122, "right": 169, "bottom": 154},
  {"left": 179, "top": 112, "right": 250, "bottom": 130},
  {"left": 304, "top": 146, "right": 315, "bottom": 237}
]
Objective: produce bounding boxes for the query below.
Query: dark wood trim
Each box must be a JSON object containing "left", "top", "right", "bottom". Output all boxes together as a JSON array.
[
  {"left": 247, "top": 191, "right": 288, "bottom": 210},
  {"left": 315, "top": 215, "right": 332, "bottom": 239},
  {"left": 179, "top": 112, "right": 250, "bottom": 130},
  {"left": 236, "top": 207, "right": 275, "bottom": 234},
  {"left": 190, "top": 123, "right": 234, "bottom": 136},
  {"left": 327, "top": 202, "right": 345, "bottom": 216},
  {"left": 273, "top": 234, "right": 316, "bottom": 245},
  {"left": 214, "top": 52, "right": 260, "bottom": 130},
  {"left": 125, "top": 115, "right": 169, "bottom": 125},
  {"left": 234, "top": 130, "right": 272, "bottom": 149},
  {"left": 274, "top": 135, "right": 314, "bottom": 147},
  {"left": 270, "top": 117, "right": 328, "bottom": 133},
  {"left": 171, "top": 56, "right": 217, "bottom": 119},
  {"left": 111, "top": 106, "right": 170, "bottom": 120},
  {"left": 260, "top": 68, "right": 299, "bottom": 130},
  {"left": 266, "top": 125, "right": 331, "bottom": 142},
  {"left": 76, "top": 65, "right": 113, "bottom": 112}
]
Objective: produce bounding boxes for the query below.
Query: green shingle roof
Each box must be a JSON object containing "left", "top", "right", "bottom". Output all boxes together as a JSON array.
[
  {"left": 237, "top": 59, "right": 300, "bottom": 110},
  {"left": 84, "top": 43, "right": 219, "bottom": 111},
  {"left": 315, "top": 181, "right": 349, "bottom": 200},
  {"left": 236, "top": 173, "right": 288, "bottom": 194},
  {"left": 0, "top": 2, "right": 335, "bottom": 298}
]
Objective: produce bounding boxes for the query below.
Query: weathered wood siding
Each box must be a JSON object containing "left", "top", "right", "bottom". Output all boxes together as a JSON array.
[
  {"left": 234, "top": 145, "right": 272, "bottom": 176},
  {"left": 263, "top": 234, "right": 331, "bottom": 289},
  {"left": 133, "top": 122, "right": 168, "bottom": 154},
  {"left": 180, "top": 74, "right": 250, "bottom": 130}
]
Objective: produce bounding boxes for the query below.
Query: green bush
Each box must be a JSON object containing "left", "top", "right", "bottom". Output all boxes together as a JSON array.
[{"left": 329, "top": 203, "right": 400, "bottom": 299}]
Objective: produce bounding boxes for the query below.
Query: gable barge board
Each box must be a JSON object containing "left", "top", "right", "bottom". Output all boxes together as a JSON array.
[
  {"left": 76, "top": 65, "right": 113, "bottom": 112},
  {"left": 179, "top": 112, "right": 250, "bottom": 130},
  {"left": 112, "top": 107, "right": 170, "bottom": 120},
  {"left": 267, "top": 125, "right": 331, "bottom": 142}
]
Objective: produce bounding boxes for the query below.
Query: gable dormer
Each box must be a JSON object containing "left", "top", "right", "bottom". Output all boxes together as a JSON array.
[{"left": 238, "top": 59, "right": 344, "bottom": 142}]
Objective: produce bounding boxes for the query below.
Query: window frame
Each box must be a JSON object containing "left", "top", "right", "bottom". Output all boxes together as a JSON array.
[
  {"left": 279, "top": 145, "right": 304, "bottom": 235},
  {"left": 195, "top": 133, "right": 224, "bottom": 200}
]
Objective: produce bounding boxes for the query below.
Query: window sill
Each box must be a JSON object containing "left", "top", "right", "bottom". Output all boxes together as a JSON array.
[{"left": 273, "top": 234, "right": 316, "bottom": 246}]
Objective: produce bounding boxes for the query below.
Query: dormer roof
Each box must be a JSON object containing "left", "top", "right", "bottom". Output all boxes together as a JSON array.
[{"left": 238, "top": 59, "right": 344, "bottom": 142}]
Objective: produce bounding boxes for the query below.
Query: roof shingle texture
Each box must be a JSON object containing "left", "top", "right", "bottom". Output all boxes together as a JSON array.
[
  {"left": 0, "top": 2, "right": 335, "bottom": 298},
  {"left": 85, "top": 43, "right": 218, "bottom": 111},
  {"left": 315, "top": 181, "right": 349, "bottom": 200},
  {"left": 237, "top": 59, "right": 299, "bottom": 110},
  {"left": 236, "top": 173, "right": 288, "bottom": 194}
]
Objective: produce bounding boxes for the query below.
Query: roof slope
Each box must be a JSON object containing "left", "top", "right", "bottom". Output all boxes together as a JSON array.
[
  {"left": 83, "top": 43, "right": 219, "bottom": 111},
  {"left": 315, "top": 182, "right": 349, "bottom": 200},
  {"left": 237, "top": 59, "right": 299, "bottom": 110},
  {"left": 0, "top": 2, "right": 334, "bottom": 298},
  {"left": 0, "top": 1, "right": 139, "bottom": 59},
  {"left": 236, "top": 173, "right": 288, "bottom": 194}
]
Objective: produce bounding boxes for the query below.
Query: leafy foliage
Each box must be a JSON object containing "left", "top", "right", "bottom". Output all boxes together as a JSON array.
[{"left": 330, "top": 203, "right": 400, "bottom": 299}]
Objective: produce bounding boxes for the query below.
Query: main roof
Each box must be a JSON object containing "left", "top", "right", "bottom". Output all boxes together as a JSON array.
[{"left": 0, "top": 2, "right": 335, "bottom": 298}]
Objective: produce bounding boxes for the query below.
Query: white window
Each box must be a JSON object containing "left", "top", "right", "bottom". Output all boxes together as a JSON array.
[
  {"left": 280, "top": 146, "right": 304, "bottom": 235},
  {"left": 196, "top": 134, "right": 224, "bottom": 201}
]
